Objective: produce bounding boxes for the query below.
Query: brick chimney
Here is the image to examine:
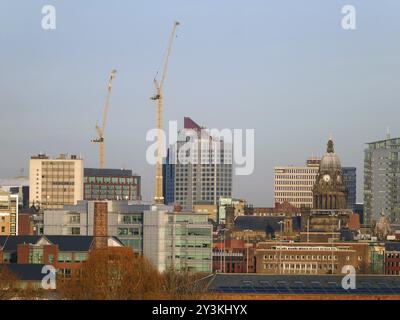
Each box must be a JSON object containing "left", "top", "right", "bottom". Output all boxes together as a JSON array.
[{"left": 93, "top": 202, "right": 108, "bottom": 249}]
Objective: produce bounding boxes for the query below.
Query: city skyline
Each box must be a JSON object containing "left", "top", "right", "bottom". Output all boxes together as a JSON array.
[{"left": 1, "top": 1, "right": 400, "bottom": 206}]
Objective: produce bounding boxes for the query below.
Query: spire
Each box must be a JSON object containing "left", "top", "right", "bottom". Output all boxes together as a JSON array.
[
  {"left": 327, "top": 138, "right": 334, "bottom": 153},
  {"left": 386, "top": 127, "right": 391, "bottom": 140}
]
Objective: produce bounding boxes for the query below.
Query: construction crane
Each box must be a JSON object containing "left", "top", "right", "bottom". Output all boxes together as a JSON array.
[
  {"left": 91, "top": 69, "right": 117, "bottom": 168},
  {"left": 151, "top": 21, "right": 180, "bottom": 204}
]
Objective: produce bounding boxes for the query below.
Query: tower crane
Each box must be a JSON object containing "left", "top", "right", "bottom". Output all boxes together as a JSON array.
[
  {"left": 151, "top": 21, "right": 180, "bottom": 204},
  {"left": 91, "top": 69, "right": 117, "bottom": 168}
]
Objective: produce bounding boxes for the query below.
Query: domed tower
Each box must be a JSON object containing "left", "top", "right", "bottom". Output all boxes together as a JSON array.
[{"left": 313, "top": 138, "right": 347, "bottom": 209}]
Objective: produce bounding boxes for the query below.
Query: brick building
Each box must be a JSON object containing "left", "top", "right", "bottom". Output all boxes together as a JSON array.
[
  {"left": 385, "top": 242, "right": 400, "bottom": 275},
  {"left": 0, "top": 235, "right": 124, "bottom": 278},
  {"left": 256, "top": 242, "right": 370, "bottom": 275},
  {"left": 213, "top": 239, "right": 256, "bottom": 273}
]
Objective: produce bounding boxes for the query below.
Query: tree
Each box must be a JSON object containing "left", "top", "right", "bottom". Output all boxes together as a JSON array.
[
  {"left": 162, "top": 268, "right": 207, "bottom": 300},
  {"left": 58, "top": 247, "right": 164, "bottom": 300},
  {"left": 0, "top": 266, "right": 18, "bottom": 300}
]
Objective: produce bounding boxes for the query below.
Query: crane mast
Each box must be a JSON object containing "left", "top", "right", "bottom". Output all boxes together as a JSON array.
[
  {"left": 151, "top": 21, "right": 180, "bottom": 204},
  {"left": 91, "top": 69, "right": 117, "bottom": 168}
]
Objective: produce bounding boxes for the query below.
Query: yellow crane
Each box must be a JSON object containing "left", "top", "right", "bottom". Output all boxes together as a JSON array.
[
  {"left": 151, "top": 21, "right": 180, "bottom": 204},
  {"left": 91, "top": 69, "right": 117, "bottom": 168}
]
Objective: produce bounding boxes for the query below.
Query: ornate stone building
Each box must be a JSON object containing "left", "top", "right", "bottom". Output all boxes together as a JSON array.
[{"left": 313, "top": 139, "right": 348, "bottom": 210}]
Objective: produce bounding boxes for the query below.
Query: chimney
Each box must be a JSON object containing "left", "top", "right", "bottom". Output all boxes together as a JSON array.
[{"left": 93, "top": 202, "right": 108, "bottom": 249}]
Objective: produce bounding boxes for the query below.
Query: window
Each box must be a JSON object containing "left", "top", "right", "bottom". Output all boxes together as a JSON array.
[
  {"left": 69, "top": 214, "right": 80, "bottom": 224},
  {"left": 58, "top": 253, "right": 72, "bottom": 263},
  {"left": 29, "top": 246, "right": 44, "bottom": 264},
  {"left": 71, "top": 227, "right": 80, "bottom": 235}
]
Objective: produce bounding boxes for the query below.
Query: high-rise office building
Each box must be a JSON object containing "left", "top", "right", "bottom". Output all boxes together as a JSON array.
[
  {"left": 29, "top": 153, "right": 84, "bottom": 210},
  {"left": 342, "top": 167, "right": 356, "bottom": 210},
  {"left": 162, "top": 149, "right": 175, "bottom": 204},
  {"left": 364, "top": 135, "right": 400, "bottom": 225},
  {"left": 165, "top": 117, "right": 233, "bottom": 210},
  {"left": 274, "top": 157, "right": 320, "bottom": 209},
  {"left": 0, "top": 190, "right": 18, "bottom": 235},
  {"left": 83, "top": 168, "right": 141, "bottom": 201}
]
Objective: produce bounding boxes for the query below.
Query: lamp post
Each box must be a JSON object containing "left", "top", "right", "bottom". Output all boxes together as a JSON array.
[{"left": 243, "top": 229, "right": 253, "bottom": 273}]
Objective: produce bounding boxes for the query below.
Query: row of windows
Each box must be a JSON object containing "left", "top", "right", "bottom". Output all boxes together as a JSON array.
[
  {"left": 264, "top": 254, "right": 341, "bottom": 261},
  {"left": 275, "top": 180, "right": 315, "bottom": 185},
  {"left": 275, "top": 192, "right": 312, "bottom": 197},
  {"left": 275, "top": 186, "right": 312, "bottom": 191},
  {"left": 275, "top": 198, "right": 312, "bottom": 203},
  {"left": 275, "top": 175, "right": 317, "bottom": 180},
  {"left": 275, "top": 169, "right": 318, "bottom": 174},
  {"left": 85, "top": 177, "right": 137, "bottom": 184},
  {"left": 263, "top": 263, "right": 338, "bottom": 270}
]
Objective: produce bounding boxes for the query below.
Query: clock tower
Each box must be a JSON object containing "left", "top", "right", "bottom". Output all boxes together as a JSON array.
[{"left": 313, "top": 138, "right": 347, "bottom": 209}]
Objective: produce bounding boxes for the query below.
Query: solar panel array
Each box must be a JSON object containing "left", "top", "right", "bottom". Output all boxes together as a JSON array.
[{"left": 207, "top": 274, "right": 400, "bottom": 295}]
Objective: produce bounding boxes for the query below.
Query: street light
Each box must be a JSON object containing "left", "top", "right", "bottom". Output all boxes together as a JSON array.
[{"left": 243, "top": 229, "right": 253, "bottom": 273}]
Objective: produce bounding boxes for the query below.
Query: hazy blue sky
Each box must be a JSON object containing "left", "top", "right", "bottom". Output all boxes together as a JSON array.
[{"left": 1, "top": 1, "right": 399, "bottom": 206}]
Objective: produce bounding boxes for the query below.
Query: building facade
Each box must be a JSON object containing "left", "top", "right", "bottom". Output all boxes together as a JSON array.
[
  {"left": 0, "top": 177, "right": 29, "bottom": 209},
  {"left": 43, "top": 200, "right": 149, "bottom": 253},
  {"left": 143, "top": 204, "right": 213, "bottom": 273},
  {"left": 274, "top": 157, "right": 320, "bottom": 209},
  {"left": 29, "top": 153, "right": 83, "bottom": 210},
  {"left": 256, "top": 242, "right": 369, "bottom": 275},
  {"left": 163, "top": 149, "right": 175, "bottom": 205},
  {"left": 0, "top": 235, "right": 124, "bottom": 280},
  {"left": 165, "top": 117, "right": 233, "bottom": 210},
  {"left": 342, "top": 167, "right": 356, "bottom": 210},
  {"left": 385, "top": 242, "right": 400, "bottom": 275},
  {"left": 0, "top": 191, "right": 18, "bottom": 235},
  {"left": 364, "top": 136, "right": 400, "bottom": 225},
  {"left": 83, "top": 168, "right": 141, "bottom": 201}
]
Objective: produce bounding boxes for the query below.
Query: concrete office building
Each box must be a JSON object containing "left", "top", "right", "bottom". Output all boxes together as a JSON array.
[
  {"left": 364, "top": 135, "right": 400, "bottom": 225},
  {"left": 165, "top": 117, "right": 233, "bottom": 210},
  {"left": 143, "top": 204, "right": 213, "bottom": 273},
  {"left": 0, "top": 177, "right": 29, "bottom": 209},
  {"left": 29, "top": 153, "right": 83, "bottom": 210},
  {"left": 43, "top": 200, "right": 150, "bottom": 253},
  {"left": 84, "top": 168, "right": 141, "bottom": 201},
  {"left": 274, "top": 157, "right": 320, "bottom": 209},
  {"left": 0, "top": 191, "right": 18, "bottom": 235}
]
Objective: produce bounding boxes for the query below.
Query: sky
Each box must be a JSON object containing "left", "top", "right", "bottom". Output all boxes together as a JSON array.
[{"left": 0, "top": 0, "right": 399, "bottom": 206}]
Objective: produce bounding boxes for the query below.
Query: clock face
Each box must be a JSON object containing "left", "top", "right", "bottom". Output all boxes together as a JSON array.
[{"left": 323, "top": 174, "right": 331, "bottom": 182}]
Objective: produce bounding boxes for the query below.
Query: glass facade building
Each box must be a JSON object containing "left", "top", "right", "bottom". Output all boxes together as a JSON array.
[
  {"left": 364, "top": 136, "right": 400, "bottom": 225},
  {"left": 342, "top": 167, "right": 356, "bottom": 210}
]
